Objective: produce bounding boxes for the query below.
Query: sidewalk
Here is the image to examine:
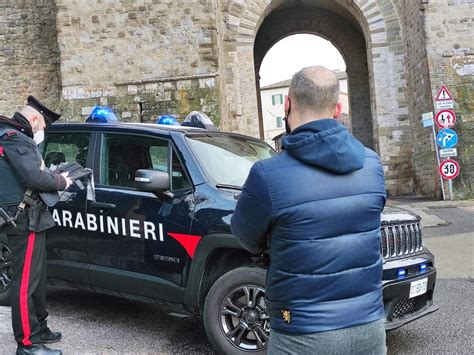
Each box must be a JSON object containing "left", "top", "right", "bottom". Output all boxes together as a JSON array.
[
  {"left": 387, "top": 197, "right": 474, "bottom": 279},
  {"left": 387, "top": 197, "right": 474, "bottom": 228}
]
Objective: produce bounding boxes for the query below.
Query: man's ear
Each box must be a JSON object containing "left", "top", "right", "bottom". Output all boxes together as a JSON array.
[
  {"left": 30, "top": 115, "right": 39, "bottom": 127},
  {"left": 333, "top": 102, "right": 342, "bottom": 119},
  {"left": 284, "top": 95, "right": 291, "bottom": 116}
]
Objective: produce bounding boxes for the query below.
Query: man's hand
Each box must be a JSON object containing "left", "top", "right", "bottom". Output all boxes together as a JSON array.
[{"left": 64, "top": 177, "right": 73, "bottom": 189}]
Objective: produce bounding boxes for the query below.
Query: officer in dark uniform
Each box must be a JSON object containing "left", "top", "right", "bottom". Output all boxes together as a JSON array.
[{"left": 0, "top": 96, "right": 73, "bottom": 355}]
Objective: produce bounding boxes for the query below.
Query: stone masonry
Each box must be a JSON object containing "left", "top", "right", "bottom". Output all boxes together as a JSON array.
[
  {"left": 0, "top": 0, "right": 61, "bottom": 115},
  {"left": 424, "top": 0, "right": 474, "bottom": 199},
  {"left": 0, "top": 0, "right": 472, "bottom": 198}
]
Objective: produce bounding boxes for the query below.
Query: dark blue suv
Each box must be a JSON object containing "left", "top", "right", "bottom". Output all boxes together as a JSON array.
[{"left": 0, "top": 121, "right": 437, "bottom": 354}]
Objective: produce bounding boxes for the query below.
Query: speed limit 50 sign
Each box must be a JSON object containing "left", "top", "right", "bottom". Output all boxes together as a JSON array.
[{"left": 439, "top": 159, "right": 460, "bottom": 180}]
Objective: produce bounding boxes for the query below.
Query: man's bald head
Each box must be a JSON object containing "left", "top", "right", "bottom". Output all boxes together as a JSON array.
[{"left": 289, "top": 66, "right": 340, "bottom": 117}]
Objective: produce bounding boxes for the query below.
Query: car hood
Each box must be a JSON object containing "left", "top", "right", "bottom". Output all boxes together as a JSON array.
[{"left": 381, "top": 206, "right": 420, "bottom": 225}]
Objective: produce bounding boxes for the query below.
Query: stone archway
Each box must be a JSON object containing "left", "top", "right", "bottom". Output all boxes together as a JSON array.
[
  {"left": 217, "top": 0, "right": 415, "bottom": 196},
  {"left": 254, "top": 6, "right": 374, "bottom": 149}
]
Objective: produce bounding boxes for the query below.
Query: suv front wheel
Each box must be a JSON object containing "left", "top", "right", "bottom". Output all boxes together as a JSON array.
[
  {"left": 0, "top": 233, "right": 12, "bottom": 306},
  {"left": 203, "top": 267, "right": 269, "bottom": 355}
]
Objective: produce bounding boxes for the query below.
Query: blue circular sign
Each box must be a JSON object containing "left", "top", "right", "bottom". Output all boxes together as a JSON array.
[{"left": 437, "top": 129, "right": 458, "bottom": 149}]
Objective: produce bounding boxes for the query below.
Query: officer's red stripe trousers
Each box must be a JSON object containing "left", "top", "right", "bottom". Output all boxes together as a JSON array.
[{"left": 19, "top": 232, "right": 36, "bottom": 346}]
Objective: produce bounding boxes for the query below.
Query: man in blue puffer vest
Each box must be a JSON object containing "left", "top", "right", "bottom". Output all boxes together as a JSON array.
[{"left": 231, "top": 66, "right": 387, "bottom": 354}]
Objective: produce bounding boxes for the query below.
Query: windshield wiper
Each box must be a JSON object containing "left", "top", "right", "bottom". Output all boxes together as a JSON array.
[{"left": 216, "top": 184, "right": 242, "bottom": 191}]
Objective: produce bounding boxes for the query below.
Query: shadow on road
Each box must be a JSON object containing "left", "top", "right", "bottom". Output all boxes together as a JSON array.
[{"left": 45, "top": 287, "right": 216, "bottom": 354}]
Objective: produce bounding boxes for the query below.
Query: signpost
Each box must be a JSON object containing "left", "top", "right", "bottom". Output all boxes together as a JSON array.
[
  {"left": 424, "top": 85, "right": 460, "bottom": 200},
  {"left": 435, "top": 85, "right": 454, "bottom": 110},
  {"left": 436, "top": 128, "right": 458, "bottom": 149},
  {"left": 433, "top": 85, "right": 459, "bottom": 200},
  {"left": 435, "top": 109, "right": 456, "bottom": 129},
  {"left": 422, "top": 112, "right": 434, "bottom": 127},
  {"left": 439, "top": 148, "right": 458, "bottom": 158},
  {"left": 422, "top": 111, "right": 446, "bottom": 200},
  {"left": 439, "top": 159, "right": 460, "bottom": 180}
]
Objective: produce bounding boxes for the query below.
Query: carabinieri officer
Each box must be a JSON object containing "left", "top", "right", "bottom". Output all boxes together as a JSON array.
[{"left": 0, "top": 96, "right": 72, "bottom": 355}]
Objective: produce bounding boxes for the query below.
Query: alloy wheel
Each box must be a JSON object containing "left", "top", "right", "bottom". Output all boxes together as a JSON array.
[{"left": 220, "top": 285, "right": 269, "bottom": 351}]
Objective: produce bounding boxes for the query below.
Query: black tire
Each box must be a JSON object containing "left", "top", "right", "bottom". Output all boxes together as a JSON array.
[
  {"left": 203, "top": 267, "right": 269, "bottom": 355},
  {"left": 0, "top": 233, "right": 12, "bottom": 306}
]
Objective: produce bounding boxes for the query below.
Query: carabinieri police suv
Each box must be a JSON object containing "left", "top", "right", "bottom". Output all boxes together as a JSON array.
[{"left": 0, "top": 110, "right": 438, "bottom": 354}]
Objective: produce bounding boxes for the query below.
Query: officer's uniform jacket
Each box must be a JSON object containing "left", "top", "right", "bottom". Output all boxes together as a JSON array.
[{"left": 0, "top": 116, "right": 66, "bottom": 232}]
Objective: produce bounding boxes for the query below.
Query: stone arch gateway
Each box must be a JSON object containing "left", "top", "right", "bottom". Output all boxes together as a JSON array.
[
  {"left": 253, "top": 6, "right": 374, "bottom": 150},
  {"left": 217, "top": 0, "right": 431, "bottom": 196}
]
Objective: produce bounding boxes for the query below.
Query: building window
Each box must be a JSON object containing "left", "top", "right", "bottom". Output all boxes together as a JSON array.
[
  {"left": 272, "top": 94, "right": 283, "bottom": 105},
  {"left": 276, "top": 116, "right": 283, "bottom": 128}
]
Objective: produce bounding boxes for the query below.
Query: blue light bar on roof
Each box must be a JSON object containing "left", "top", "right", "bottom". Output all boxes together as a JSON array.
[
  {"left": 156, "top": 115, "right": 180, "bottom": 126},
  {"left": 86, "top": 106, "right": 119, "bottom": 123}
]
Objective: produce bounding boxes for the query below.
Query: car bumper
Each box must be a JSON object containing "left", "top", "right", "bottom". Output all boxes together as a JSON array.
[{"left": 382, "top": 268, "right": 438, "bottom": 330}]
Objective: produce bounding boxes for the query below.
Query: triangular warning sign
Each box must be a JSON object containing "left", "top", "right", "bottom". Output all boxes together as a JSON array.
[{"left": 435, "top": 86, "right": 453, "bottom": 101}]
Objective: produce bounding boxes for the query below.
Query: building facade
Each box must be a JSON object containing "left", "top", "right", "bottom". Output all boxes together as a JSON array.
[{"left": 0, "top": 0, "right": 473, "bottom": 198}]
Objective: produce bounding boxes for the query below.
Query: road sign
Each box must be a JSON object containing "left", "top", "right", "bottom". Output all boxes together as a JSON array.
[
  {"left": 422, "top": 112, "right": 434, "bottom": 127},
  {"left": 436, "top": 101, "right": 454, "bottom": 110},
  {"left": 437, "top": 129, "right": 458, "bottom": 149},
  {"left": 439, "top": 148, "right": 458, "bottom": 158},
  {"left": 435, "top": 86, "right": 454, "bottom": 110},
  {"left": 435, "top": 86, "right": 453, "bottom": 101},
  {"left": 435, "top": 109, "right": 456, "bottom": 129},
  {"left": 439, "top": 159, "right": 460, "bottom": 180}
]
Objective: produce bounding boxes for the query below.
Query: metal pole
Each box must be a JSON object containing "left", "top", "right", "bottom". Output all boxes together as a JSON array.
[
  {"left": 432, "top": 124, "right": 446, "bottom": 200},
  {"left": 448, "top": 179, "right": 454, "bottom": 201}
]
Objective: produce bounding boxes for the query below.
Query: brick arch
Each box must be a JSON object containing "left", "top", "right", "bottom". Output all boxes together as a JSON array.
[{"left": 217, "top": 0, "right": 414, "bottom": 196}]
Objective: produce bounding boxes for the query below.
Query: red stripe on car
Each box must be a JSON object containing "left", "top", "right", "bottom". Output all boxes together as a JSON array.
[{"left": 167, "top": 233, "right": 202, "bottom": 258}]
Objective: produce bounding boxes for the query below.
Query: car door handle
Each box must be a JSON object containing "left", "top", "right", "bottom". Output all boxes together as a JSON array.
[{"left": 90, "top": 201, "right": 116, "bottom": 210}]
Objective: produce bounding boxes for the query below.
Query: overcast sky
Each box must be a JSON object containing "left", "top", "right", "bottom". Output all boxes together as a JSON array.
[{"left": 259, "top": 34, "right": 346, "bottom": 87}]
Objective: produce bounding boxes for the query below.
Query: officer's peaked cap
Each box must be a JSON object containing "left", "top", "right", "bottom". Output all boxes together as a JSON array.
[{"left": 27, "top": 95, "right": 61, "bottom": 126}]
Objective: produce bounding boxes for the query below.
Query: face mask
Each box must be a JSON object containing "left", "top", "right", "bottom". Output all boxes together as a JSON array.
[
  {"left": 284, "top": 117, "right": 291, "bottom": 134},
  {"left": 284, "top": 96, "right": 291, "bottom": 134},
  {"left": 33, "top": 130, "right": 45, "bottom": 145}
]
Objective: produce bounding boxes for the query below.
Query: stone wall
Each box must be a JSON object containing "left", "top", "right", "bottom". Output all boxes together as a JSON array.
[
  {"left": 356, "top": 0, "right": 414, "bottom": 196},
  {"left": 0, "top": 0, "right": 472, "bottom": 198},
  {"left": 424, "top": 0, "right": 474, "bottom": 198},
  {"left": 0, "top": 0, "right": 60, "bottom": 116},
  {"left": 56, "top": 0, "right": 220, "bottom": 124},
  {"left": 392, "top": 0, "right": 439, "bottom": 197}
]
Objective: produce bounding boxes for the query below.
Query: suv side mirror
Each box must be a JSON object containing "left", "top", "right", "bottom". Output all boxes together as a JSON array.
[{"left": 135, "top": 169, "right": 170, "bottom": 193}]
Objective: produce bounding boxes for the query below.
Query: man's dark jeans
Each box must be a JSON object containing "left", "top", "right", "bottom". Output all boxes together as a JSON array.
[{"left": 268, "top": 318, "right": 386, "bottom": 355}]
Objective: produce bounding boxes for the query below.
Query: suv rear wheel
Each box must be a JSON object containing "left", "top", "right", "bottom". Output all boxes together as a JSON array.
[
  {"left": 0, "top": 233, "right": 12, "bottom": 306},
  {"left": 203, "top": 267, "right": 269, "bottom": 355}
]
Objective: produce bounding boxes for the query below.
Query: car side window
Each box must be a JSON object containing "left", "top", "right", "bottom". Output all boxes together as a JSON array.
[
  {"left": 171, "top": 150, "right": 191, "bottom": 191},
  {"left": 149, "top": 145, "right": 168, "bottom": 173},
  {"left": 42, "top": 133, "right": 90, "bottom": 169},
  {"left": 101, "top": 134, "right": 166, "bottom": 189},
  {"left": 100, "top": 134, "right": 191, "bottom": 191}
]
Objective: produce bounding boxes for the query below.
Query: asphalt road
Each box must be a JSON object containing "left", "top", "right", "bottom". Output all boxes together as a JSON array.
[{"left": 1, "top": 200, "right": 473, "bottom": 354}]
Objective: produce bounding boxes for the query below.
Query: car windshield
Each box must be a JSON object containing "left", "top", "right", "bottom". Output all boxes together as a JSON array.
[{"left": 186, "top": 134, "right": 277, "bottom": 188}]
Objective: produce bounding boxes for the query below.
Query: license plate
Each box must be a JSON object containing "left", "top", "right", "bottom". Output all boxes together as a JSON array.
[{"left": 409, "top": 278, "right": 428, "bottom": 298}]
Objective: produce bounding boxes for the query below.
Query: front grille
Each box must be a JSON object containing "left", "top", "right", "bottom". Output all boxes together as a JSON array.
[
  {"left": 390, "top": 293, "right": 429, "bottom": 320},
  {"left": 380, "top": 223, "right": 423, "bottom": 259}
]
